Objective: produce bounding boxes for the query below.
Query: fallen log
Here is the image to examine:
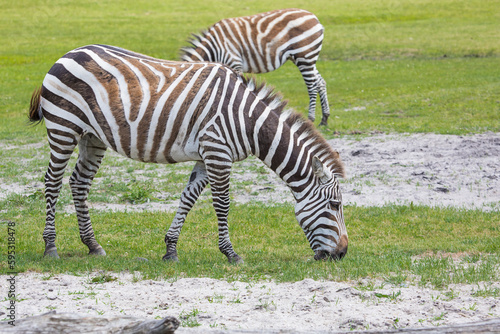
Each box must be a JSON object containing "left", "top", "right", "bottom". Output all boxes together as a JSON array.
[
  {"left": 175, "top": 318, "right": 500, "bottom": 333},
  {"left": 1, "top": 312, "right": 498, "bottom": 334},
  {"left": 0, "top": 311, "right": 179, "bottom": 334}
]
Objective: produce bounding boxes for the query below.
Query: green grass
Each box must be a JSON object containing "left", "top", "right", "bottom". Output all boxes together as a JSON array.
[
  {"left": 1, "top": 0, "right": 499, "bottom": 140},
  {"left": 1, "top": 198, "right": 498, "bottom": 288},
  {"left": 264, "top": 58, "right": 500, "bottom": 134}
]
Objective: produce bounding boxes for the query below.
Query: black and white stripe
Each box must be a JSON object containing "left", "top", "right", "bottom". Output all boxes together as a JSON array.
[
  {"left": 181, "top": 8, "right": 331, "bottom": 125},
  {"left": 29, "top": 44, "right": 347, "bottom": 262}
]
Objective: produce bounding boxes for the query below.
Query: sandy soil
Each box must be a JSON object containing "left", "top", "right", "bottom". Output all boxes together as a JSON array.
[
  {"left": 330, "top": 132, "right": 500, "bottom": 210},
  {"left": 1, "top": 133, "right": 499, "bottom": 332},
  {"left": 3, "top": 272, "right": 499, "bottom": 332},
  {"left": 1, "top": 132, "right": 499, "bottom": 210},
  {"left": 81, "top": 132, "right": 500, "bottom": 212}
]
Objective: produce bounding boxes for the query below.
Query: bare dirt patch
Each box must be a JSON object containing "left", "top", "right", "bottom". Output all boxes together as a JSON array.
[
  {"left": 5, "top": 272, "right": 499, "bottom": 332},
  {"left": 330, "top": 132, "right": 500, "bottom": 210},
  {"left": 1, "top": 132, "right": 499, "bottom": 211}
]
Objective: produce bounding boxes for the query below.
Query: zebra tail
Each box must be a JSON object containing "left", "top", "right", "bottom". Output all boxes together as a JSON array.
[{"left": 28, "top": 86, "right": 44, "bottom": 124}]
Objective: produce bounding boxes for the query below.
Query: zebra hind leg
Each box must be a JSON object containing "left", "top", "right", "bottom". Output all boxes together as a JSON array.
[
  {"left": 69, "top": 134, "right": 107, "bottom": 256},
  {"left": 296, "top": 62, "right": 320, "bottom": 123},
  {"left": 317, "top": 74, "right": 330, "bottom": 126},
  {"left": 163, "top": 162, "right": 209, "bottom": 262},
  {"left": 305, "top": 79, "right": 319, "bottom": 123},
  {"left": 43, "top": 134, "right": 78, "bottom": 258}
]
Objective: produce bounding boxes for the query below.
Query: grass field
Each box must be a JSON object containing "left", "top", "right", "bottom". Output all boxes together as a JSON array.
[
  {"left": 1, "top": 0, "right": 499, "bottom": 139},
  {"left": 2, "top": 197, "right": 500, "bottom": 288},
  {"left": 0, "top": 0, "right": 499, "bottom": 287}
]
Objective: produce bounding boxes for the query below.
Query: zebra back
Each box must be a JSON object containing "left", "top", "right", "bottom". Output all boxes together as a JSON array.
[
  {"left": 41, "top": 45, "right": 250, "bottom": 163},
  {"left": 181, "top": 8, "right": 324, "bottom": 74}
]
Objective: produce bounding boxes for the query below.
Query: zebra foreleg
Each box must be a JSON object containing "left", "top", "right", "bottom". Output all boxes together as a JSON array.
[
  {"left": 163, "top": 162, "right": 209, "bottom": 262},
  {"left": 317, "top": 74, "right": 330, "bottom": 126},
  {"left": 205, "top": 159, "right": 242, "bottom": 264},
  {"left": 69, "top": 134, "right": 107, "bottom": 256},
  {"left": 43, "top": 140, "right": 77, "bottom": 258}
]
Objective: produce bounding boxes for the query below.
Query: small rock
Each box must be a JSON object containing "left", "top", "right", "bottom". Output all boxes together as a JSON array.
[
  {"left": 199, "top": 314, "right": 212, "bottom": 319},
  {"left": 351, "top": 150, "right": 364, "bottom": 156},
  {"left": 435, "top": 187, "right": 450, "bottom": 193},
  {"left": 340, "top": 319, "right": 367, "bottom": 330}
]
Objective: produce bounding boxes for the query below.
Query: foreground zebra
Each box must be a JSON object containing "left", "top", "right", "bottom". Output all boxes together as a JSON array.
[
  {"left": 29, "top": 44, "right": 347, "bottom": 262},
  {"left": 181, "top": 8, "right": 331, "bottom": 125}
]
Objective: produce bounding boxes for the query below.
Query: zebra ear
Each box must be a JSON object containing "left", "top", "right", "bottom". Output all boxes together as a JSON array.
[{"left": 312, "top": 156, "right": 332, "bottom": 183}]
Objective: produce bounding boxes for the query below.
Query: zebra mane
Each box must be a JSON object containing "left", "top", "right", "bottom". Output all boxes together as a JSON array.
[
  {"left": 241, "top": 76, "right": 346, "bottom": 178},
  {"left": 180, "top": 30, "right": 211, "bottom": 61},
  {"left": 240, "top": 75, "right": 288, "bottom": 112},
  {"left": 284, "top": 111, "right": 346, "bottom": 178}
]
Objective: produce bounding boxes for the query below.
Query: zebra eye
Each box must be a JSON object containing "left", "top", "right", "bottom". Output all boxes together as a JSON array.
[{"left": 329, "top": 200, "right": 341, "bottom": 210}]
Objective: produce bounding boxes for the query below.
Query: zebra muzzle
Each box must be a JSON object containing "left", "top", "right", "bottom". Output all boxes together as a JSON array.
[
  {"left": 314, "top": 249, "right": 346, "bottom": 261},
  {"left": 314, "top": 235, "right": 348, "bottom": 261}
]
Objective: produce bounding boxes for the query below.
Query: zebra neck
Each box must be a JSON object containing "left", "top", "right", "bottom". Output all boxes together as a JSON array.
[{"left": 251, "top": 109, "right": 314, "bottom": 200}]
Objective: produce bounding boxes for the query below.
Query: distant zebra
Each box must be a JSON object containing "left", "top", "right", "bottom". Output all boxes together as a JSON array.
[
  {"left": 29, "top": 44, "right": 347, "bottom": 262},
  {"left": 181, "top": 8, "right": 331, "bottom": 125}
]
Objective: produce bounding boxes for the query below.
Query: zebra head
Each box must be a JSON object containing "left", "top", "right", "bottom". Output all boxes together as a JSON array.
[{"left": 295, "top": 156, "right": 347, "bottom": 261}]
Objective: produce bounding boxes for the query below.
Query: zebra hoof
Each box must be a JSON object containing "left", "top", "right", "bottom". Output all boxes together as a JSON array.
[
  {"left": 228, "top": 255, "right": 244, "bottom": 264},
  {"left": 319, "top": 117, "right": 329, "bottom": 126},
  {"left": 162, "top": 253, "right": 179, "bottom": 262},
  {"left": 89, "top": 246, "right": 106, "bottom": 256},
  {"left": 43, "top": 247, "right": 60, "bottom": 258}
]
